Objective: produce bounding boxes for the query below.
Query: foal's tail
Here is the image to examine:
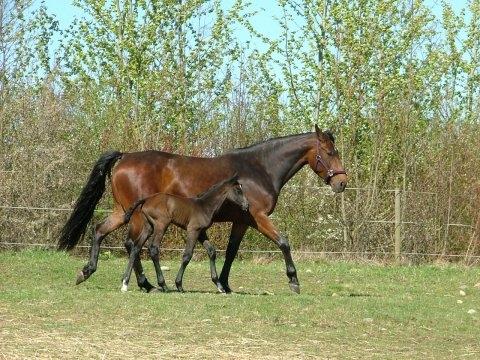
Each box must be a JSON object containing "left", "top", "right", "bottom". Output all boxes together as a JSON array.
[
  {"left": 58, "top": 151, "right": 123, "bottom": 250},
  {"left": 123, "top": 199, "right": 146, "bottom": 224}
]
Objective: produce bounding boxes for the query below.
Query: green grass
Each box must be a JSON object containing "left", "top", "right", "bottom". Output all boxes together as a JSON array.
[{"left": 1, "top": 250, "right": 479, "bottom": 359}]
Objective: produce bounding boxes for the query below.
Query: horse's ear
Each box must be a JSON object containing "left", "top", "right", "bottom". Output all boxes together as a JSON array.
[
  {"left": 315, "top": 125, "right": 335, "bottom": 143},
  {"left": 324, "top": 130, "right": 335, "bottom": 143}
]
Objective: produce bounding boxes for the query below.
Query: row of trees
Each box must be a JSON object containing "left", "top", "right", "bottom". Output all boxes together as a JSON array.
[{"left": 1, "top": 0, "right": 479, "bottom": 260}]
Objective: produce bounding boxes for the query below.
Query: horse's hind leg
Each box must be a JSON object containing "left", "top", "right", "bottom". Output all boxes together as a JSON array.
[
  {"left": 198, "top": 233, "right": 224, "bottom": 293},
  {"left": 121, "top": 226, "right": 151, "bottom": 292},
  {"left": 124, "top": 238, "right": 154, "bottom": 292},
  {"left": 125, "top": 213, "right": 155, "bottom": 292},
  {"left": 76, "top": 209, "right": 125, "bottom": 285}
]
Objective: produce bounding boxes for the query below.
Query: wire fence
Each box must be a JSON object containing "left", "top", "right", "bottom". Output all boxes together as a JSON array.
[
  {"left": 0, "top": 186, "right": 478, "bottom": 263},
  {"left": 2, "top": 241, "right": 480, "bottom": 259}
]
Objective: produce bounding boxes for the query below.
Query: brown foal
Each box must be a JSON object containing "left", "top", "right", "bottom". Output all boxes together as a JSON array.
[{"left": 120, "top": 175, "right": 249, "bottom": 293}]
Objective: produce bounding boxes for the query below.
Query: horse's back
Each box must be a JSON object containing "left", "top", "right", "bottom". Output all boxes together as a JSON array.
[{"left": 110, "top": 150, "right": 233, "bottom": 210}]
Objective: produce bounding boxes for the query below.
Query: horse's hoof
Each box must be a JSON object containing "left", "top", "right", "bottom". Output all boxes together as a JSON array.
[
  {"left": 220, "top": 282, "right": 232, "bottom": 294},
  {"left": 216, "top": 284, "right": 226, "bottom": 293},
  {"left": 289, "top": 282, "right": 301, "bottom": 294},
  {"left": 75, "top": 271, "right": 85, "bottom": 285},
  {"left": 176, "top": 286, "right": 184, "bottom": 293},
  {"left": 148, "top": 287, "right": 160, "bottom": 293},
  {"left": 159, "top": 285, "right": 169, "bottom": 292}
]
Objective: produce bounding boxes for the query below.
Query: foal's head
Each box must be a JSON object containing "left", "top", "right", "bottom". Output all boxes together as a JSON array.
[
  {"left": 198, "top": 174, "right": 249, "bottom": 212},
  {"left": 224, "top": 174, "right": 249, "bottom": 211}
]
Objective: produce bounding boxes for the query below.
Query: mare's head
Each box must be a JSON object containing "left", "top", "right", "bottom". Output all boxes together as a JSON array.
[
  {"left": 307, "top": 124, "right": 347, "bottom": 193},
  {"left": 224, "top": 174, "right": 249, "bottom": 211}
]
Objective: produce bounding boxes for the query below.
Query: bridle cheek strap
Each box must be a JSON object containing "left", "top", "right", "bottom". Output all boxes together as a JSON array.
[{"left": 315, "top": 141, "right": 347, "bottom": 184}]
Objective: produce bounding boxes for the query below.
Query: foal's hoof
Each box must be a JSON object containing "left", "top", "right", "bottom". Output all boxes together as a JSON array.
[
  {"left": 289, "top": 282, "right": 301, "bottom": 294},
  {"left": 148, "top": 287, "right": 161, "bottom": 294},
  {"left": 75, "top": 271, "right": 85, "bottom": 285},
  {"left": 216, "top": 283, "right": 226, "bottom": 293}
]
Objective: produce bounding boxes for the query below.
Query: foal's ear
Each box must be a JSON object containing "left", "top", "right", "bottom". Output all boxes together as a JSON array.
[{"left": 229, "top": 173, "right": 240, "bottom": 183}]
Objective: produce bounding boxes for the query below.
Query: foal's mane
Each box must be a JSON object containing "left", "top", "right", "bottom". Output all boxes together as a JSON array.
[{"left": 195, "top": 177, "right": 233, "bottom": 200}]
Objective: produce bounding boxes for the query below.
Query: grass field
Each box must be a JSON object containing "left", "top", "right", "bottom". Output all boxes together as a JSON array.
[{"left": 0, "top": 250, "right": 479, "bottom": 359}]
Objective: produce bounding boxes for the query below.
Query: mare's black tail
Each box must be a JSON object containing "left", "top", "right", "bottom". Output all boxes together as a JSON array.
[
  {"left": 58, "top": 151, "right": 123, "bottom": 250},
  {"left": 123, "top": 199, "right": 146, "bottom": 224}
]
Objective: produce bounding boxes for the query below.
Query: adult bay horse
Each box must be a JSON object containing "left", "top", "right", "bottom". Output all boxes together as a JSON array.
[{"left": 58, "top": 125, "right": 347, "bottom": 293}]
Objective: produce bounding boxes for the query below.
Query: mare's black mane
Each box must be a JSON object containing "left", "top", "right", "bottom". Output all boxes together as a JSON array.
[{"left": 226, "top": 129, "right": 335, "bottom": 157}]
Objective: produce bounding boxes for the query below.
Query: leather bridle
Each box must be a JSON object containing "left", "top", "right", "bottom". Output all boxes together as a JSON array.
[{"left": 314, "top": 140, "right": 347, "bottom": 184}]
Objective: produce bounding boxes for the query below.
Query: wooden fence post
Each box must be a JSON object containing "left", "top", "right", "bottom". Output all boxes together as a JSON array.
[{"left": 394, "top": 189, "right": 402, "bottom": 263}]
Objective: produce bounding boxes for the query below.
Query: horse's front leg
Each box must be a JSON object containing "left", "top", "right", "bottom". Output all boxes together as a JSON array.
[
  {"left": 253, "top": 212, "right": 300, "bottom": 294},
  {"left": 219, "top": 222, "right": 249, "bottom": 293}
]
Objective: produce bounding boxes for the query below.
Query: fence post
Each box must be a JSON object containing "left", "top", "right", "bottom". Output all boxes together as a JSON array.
[{"left": 394, "top": 189, "right": 402, "bottom": 263}]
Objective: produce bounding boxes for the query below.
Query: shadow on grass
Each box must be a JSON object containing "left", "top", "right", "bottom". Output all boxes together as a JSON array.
[
  {"left": 133, "top": 287, "right": 277, "bottom": 296},
  {"left": 347, "top": 292, "right": 377, "bottom": 297}
]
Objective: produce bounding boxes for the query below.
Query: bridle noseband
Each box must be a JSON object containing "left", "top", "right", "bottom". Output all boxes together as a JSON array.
[{"left": 314, "top": 140, "right": 347, "bottom": 184}]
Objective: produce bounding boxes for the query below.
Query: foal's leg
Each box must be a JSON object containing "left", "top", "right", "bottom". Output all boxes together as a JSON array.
[
  {"left": 77, "top": 208, "right": 125, "bottom": 285},
  {"left": 175, "top": 229, "right": 199, "bottom": 292},
  {"left": 148, "top": 222, "right": 169, "bottom": 292},
  {"left": 121, "top": 226, "right": 151, "bottom": 292},
  {"left": 198, "top": 234, "right": 224, "bottom": 293}
]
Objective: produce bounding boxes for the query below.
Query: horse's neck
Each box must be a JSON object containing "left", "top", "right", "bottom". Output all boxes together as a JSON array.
[{"left": 261, "top": 134, "right": 314, "bottom": 192}]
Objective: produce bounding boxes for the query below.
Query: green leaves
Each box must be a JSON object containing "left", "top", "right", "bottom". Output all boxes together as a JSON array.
[{"left": 59, "top": 0, "right": 253, "bottom": 148}]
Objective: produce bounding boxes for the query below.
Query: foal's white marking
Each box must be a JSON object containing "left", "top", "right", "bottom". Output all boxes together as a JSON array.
[{"left": 121, "top": 280, "right": 128, "bottom": 292}]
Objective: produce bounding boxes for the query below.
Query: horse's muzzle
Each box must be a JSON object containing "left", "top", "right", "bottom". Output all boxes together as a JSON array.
[{"left": 330, "top": 175, "right": 347, "bottom": 193}]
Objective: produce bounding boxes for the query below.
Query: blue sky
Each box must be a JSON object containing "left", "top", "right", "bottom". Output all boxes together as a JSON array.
[
  {"left": 42, "top": 0, "right": 469, "bottom": 53},
  {"left": 43, "top": 0, "right": 468, "bottom": 30},
  {"left": 42, "top": 0, "right": 284, "bottom": 46}
]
